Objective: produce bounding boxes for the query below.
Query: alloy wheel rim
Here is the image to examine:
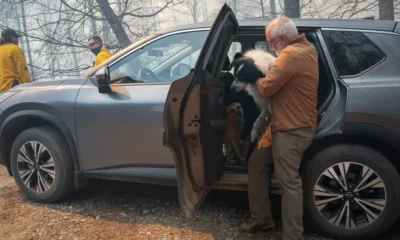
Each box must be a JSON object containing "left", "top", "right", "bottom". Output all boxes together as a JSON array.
[
  {"left": 314, "top": 162, "right": 386, "bottom": 229},
  {"left": 17, "top": 141, "right": 56, "bottom": 193}
]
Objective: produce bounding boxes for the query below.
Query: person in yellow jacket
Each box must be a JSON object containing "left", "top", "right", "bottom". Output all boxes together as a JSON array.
[
  {"left": 0, "top": 28, "right": 31, "bottom": 92},
  {"left": 88, "top": 35, "right": 112, "bottom": 67}
]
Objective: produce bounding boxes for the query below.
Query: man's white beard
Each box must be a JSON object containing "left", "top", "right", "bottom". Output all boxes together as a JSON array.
[{"left": 274, "top": 42, "right": 285, "bottom": 56}]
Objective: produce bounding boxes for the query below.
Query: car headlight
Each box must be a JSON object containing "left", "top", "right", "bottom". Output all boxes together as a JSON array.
[{"left": 0, "top": 91, "right": 19, "bottom": 103}]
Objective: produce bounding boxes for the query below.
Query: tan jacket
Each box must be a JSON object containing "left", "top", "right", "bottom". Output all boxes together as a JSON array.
[
  {"left": 0, "top": 43, "right": 31, "bottom": 92},
  {"left": 256, "top": 34, "right": 319, "bottom": 131}
]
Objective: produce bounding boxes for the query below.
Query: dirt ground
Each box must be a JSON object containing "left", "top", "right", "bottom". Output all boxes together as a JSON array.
[{"left": 1, "top": 166, "right": 400, "bottom": 240}]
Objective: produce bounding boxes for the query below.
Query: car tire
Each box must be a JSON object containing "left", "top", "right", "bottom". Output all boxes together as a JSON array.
[
  {"left": 303, "top": 143, "right": 400, "bottom": 240},
  {"left": 10, "top": 126, "right": 74, "bottom": 203}
]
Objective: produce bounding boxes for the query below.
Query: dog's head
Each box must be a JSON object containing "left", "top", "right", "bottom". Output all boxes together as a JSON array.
[
  {"left": 226, "top": 102, "right": 244, "bottom": 119},
  {"left": 229, "top": 49, "right": 276, "bottom": 92},
  {"left": 230, "top": 57, "right": 265, "bottom": 91}
]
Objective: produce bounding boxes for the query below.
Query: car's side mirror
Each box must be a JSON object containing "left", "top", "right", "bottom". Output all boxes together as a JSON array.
[{"left": 94, "top": 66, "right": 112, "bottom": 94}]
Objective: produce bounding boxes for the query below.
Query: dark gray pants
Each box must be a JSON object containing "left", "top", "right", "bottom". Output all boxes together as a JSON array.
[{"left": 248, "top": 127, "right": 315, "bottom": 240}]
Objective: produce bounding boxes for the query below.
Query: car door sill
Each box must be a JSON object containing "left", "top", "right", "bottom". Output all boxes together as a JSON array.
[
  {"left": 210, "top": 172, "right": 281, "bottom": 194},
  {"left": 84, "top": 167, "right": 177, "bottom": 186},
  {"left": 84, "top": 167, "right": 281, "bottom": 193}
]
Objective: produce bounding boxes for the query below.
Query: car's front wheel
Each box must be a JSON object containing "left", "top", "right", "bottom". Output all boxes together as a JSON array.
[
  {"left": 10, "top": 126, "right": 74, "bottom": 202},
  {"left": 303, "top": 144, "right": 400, "bottom": 240}
]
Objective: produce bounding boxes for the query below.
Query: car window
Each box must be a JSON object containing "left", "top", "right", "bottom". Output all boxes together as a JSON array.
[
  {"left": 254, "top": 41, "right": 276, "bottom": 55},
  {"left": 203, "top": 19, "right": 237, "bottom": 78},
  {"left": 322, "top": 30, "right": 386, "bottom": 77},
  {"left": 170, "top": 48, "right": 201, "bottom": 78},
  {"left": 109, "top": 30, "right": 208, "bottom": 84},
  {"left": 227, "top": 42, "right": 242, "bottom": 62}
]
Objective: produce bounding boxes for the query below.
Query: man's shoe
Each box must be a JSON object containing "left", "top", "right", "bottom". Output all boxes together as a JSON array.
[{"left": 240, "top": 217, "right": 276, "bottom": 232}]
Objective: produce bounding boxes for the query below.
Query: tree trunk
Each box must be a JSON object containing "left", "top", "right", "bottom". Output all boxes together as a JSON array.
[
  {"left": 15, "top": 7, "right": 25, "bottom": 53},
  {"left": 21, "top": 0, "right": 35, "bottom": 81},
  {"left": 189, "top": 0, "right": 198, "bottom": 23},
  {"left": 260, "top": 0, "right": 265, "bottom": 18},
  {"left": 95, "top": 0, "right": 131, "bottom": 48},
  {"left": 67, "top": 27, "right": 80, "bottom": 77},
  {"left": 232, "top": 0, "right": 237, "bottom": 15},
  {"left": 270, "top": 0, "right": 277, "bottom": 18},
  {"left": 203, "top": 0, "right": 208, "bottom": 21},
  {"left": 102, "top": 17, "right": 111, "bottom": 46},
  {"left": 284, "top": 0, "right": 300, "bottom": 18},
  {"left": 150, "top": 0, "right": 157, "bottom": 31},
  {"left": 379, "top": 0, "right": 394, "bottom": 20},
  {"left": 88, "top": 0, "right": 97, "bottom": 35}
]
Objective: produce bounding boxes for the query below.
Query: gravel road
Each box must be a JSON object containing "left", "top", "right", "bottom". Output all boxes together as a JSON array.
[{"left": 1, "top": 165, "right": 399, "bottom": 240}]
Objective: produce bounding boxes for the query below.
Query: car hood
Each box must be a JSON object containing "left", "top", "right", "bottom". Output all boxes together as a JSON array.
[{"left": 11, "top": 78, "right": 88, "bottom": 91}]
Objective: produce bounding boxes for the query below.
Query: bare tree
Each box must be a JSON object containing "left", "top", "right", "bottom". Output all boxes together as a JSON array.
[
  {"left": 87, "top": 0, "right": 97, "bottom": 34},
  {"left": 379, "top": 0, "right": 395, "bottom": 19},
  {"left": 284, "top": 0, "right": 300, "bottom": 17},
  {"left": 0, "top": 0, "right": 180, "bottom": 81},
  {"left": 95, "top": 0, "right": 131, "bottom": 47},
  {"left": 21, "top": 0, "right": 36, "bottom": 80},
  {"left": 298, "top": 0, "right": 379, "bottom": 19},
  {"left": 215, "top": 0, "right": 384, "bottom": 21},
  {"left": 270, "top": 0, "right": 277, "bottom": 17},
  {"left": 223, "top": 0, "right": 275, "bottom": 19},
  {"left": 186, "top": 0, "right": 202, "bottom": 23}
]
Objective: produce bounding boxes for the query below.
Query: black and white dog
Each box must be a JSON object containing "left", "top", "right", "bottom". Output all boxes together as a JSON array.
[{"left": 230, "top": 49, "right": 276, "bottom": 143}]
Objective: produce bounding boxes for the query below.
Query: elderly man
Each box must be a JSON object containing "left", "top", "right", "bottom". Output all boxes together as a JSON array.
[{"left": 240, "top": 17, "right": 318, "bottom": 240}]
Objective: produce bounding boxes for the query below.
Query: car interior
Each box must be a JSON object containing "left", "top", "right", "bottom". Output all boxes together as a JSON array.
[
  {"left": 108, "top": 30, "right": 208, "bottom": 84},
  {"left": 220, "top": 30, "right": 335, "bottom": 178}
]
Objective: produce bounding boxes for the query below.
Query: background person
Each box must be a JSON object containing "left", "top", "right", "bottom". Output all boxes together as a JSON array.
[
  {"left": 88, "top": 35, "right": 112, "bottom": 67},
  {"left": 0, "top": 28, "right": 31, "bottom": 92}
]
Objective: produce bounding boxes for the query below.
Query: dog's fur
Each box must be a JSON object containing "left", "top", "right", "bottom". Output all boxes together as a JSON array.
[
  {"left": 220, "top": 53, "right": 261, "bottom": 162},
  {"left": 230, "top": 49, "right": 277, "bottom": 142},
  {"left": 223, "top": 102, "right": 245, "bottom": 162},
  {"left": 221, "top": 68, "right": 260, "bottom": 141}
]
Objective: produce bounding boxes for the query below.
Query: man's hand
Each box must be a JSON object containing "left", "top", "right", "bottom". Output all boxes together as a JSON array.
[
  {"left": 251, "top": 116, "right": 267, "bottom": 142},
  {"left": 256, "top": 51, "right": 296, "bottom": 96}
]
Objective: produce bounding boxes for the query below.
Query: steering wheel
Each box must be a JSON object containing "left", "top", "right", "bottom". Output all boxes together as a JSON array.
[{"left": 138, "top": 68, "right": 160, "bottom": 82}]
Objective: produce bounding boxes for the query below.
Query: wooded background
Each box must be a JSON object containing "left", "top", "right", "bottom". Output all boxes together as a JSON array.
[{"left": 0, "top": 0, "right": 398, "bottom": 81}]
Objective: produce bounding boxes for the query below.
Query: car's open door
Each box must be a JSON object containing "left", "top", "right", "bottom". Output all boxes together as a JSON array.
[{"left": 163, "top": 4, "right": 238, "bottom": 219}]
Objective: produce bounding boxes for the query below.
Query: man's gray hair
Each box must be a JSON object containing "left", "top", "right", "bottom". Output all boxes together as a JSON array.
[{"left": 269, "top": 17, "right": 299, "bottom": 41}]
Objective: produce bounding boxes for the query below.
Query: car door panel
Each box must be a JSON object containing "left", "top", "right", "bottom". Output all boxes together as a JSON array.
[
  {"left": 314, "top": 29, "right": 349, "bottom": 138},
  {"left": 163, "top": 4, "right": 238, "bottom": 218},
  {"left": 342, "top": 33, "right": 400, "bottom": 134},
  {"left": 75, "top": 80, "right": 175, "bottom": 170}
]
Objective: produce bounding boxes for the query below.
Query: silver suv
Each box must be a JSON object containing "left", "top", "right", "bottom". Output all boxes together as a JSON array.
[{"left": 0, "top": 4, "right": 399, "bottom": 240}]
